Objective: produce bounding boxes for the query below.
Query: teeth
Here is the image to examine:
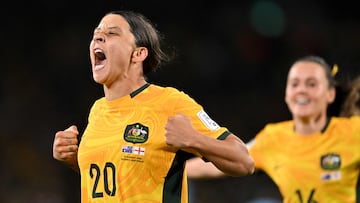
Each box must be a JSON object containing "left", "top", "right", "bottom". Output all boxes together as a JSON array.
[
  {"left": 95, "top": 49, "right": 103, "bottom": 53},
  {"left": 94, "top": 49, "right": 106, "bottom": 60},
  {"left": 296, "top": 98, "right": 309, "bottom": 104}
]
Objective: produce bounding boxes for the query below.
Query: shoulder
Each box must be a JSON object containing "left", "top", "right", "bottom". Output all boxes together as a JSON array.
[
  {"left": 87, "top": 97, "right": 106, "bottom": 118},
  {"left": 91, "top": 97, "right": 106, "bottom": 108},
  {"left": 254, "top": 120, "right": 294, "bottom": 142},
  {"left": 150, "top": 84, "right": 196, "bottom": 102},
  {"left": 330, "top": 116, "right": 360, "bottom": 132},
  {"left": 348, "top": 115, "right": 360, "bottom": 122},
  {"left": 331, "top": 116, "right": 360, "bottom": 124},
  {"left": 262, "top": 120, "right": 294, "bottom": 132},
  {"left": 253, "top": 120, "right": 293, "bottom": 142},
  {"left": 149, "top": 84, "right": 186, "bottom": 96},
  {"left": 249, "top": 120, "right": 293, "bottom": 152}
]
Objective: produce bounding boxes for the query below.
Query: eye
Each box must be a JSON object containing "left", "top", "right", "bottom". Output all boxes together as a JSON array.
[
  {"left": 307, "top": 83, "right": 315, "bottom": 87},
  {"left": 289, "top": 82, "right": 298, "bottom": 88},
  {"left": 306, "top": 79, "right": 317, "bottom": 87},
  {"left": 107, "top": 31, "right": 117, "bottom": 35}
]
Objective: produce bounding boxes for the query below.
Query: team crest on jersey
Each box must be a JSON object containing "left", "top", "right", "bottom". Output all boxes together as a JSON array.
[
  {"left": 320, "top": 153, "right": 341, "bottom": 170},
  {"left": 124, "top": 123, "right": 149, "bottom": 143}
]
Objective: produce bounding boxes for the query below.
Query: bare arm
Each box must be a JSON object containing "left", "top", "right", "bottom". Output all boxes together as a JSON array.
[
  {"left": 185, "top": 157, "right": 226, "bottom": 179},
  {"left": 186, "top": 138, "right": 255, "bottom": 179},
  {"left": 52, "top": 125, "right": 80, "bottom": 172},
  {"left": 165, "top": 113, "right": 254, "bottom": 177}
]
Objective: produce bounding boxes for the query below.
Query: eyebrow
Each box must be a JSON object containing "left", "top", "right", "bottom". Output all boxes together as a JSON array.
[{"left": 94, "top": 26, "right": 121, "bottom": 32}]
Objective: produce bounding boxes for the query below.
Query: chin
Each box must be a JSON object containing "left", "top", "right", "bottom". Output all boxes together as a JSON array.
[
  {"left": 293, "top": 110, "right": 311, "bottom": 118},
  {"left": 297, "top": 114, "right": 311, "bottom": 119},
  {"left": 93, "top": 75, "right": 105, "bottom": 84}
]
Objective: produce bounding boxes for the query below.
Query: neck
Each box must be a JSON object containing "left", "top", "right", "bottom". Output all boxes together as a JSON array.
[
  {"left": 293, "top": 113, "right": 328, "bottom": 135},
  {"left": 103, "top": 76, "right": 147, "bottom": 101}
]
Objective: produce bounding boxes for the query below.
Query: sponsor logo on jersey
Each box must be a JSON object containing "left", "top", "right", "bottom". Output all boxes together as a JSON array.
[
  {"left": 124, "top": 123, "right": 149, "bottom": 143},
  {"left": 320, "top": 153, "right": 341, "bottom": 170},
  {"left": 197, "top": 110, "right": 220, "bottom": 131}
]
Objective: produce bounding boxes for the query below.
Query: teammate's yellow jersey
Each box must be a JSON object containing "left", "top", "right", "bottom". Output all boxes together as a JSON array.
[
  {"left": 78, "top": 83, "right": 230, "bottom": 203},
  {"left": 249, "top": 116, "right": 360, "bottom": 203}
]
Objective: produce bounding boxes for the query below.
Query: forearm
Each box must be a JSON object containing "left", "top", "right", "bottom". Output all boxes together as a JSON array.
[
  {"left": 66, "top": 157, "right": 80, "bottom": 173},
  {"left": 188, "top": 133, "right": 254, "bottom": 176},
  {"left": 164, "top": 113, "right": 254, "bottom": 176},
  {"left": 186, "top": 157, "right": 226, "bottom": 179},
  {"left": 55, "top": 154, "right": 80, "bottom": 173}
]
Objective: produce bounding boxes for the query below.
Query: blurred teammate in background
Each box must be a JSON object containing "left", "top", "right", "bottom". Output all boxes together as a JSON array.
[{"left": 186, "top": 55, "right": 360, "bottom": 202}]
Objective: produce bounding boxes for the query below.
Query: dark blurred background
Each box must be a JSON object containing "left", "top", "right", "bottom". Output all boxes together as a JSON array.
[{"left": 2, "top": 0, "right": 360, "bottom": 202}]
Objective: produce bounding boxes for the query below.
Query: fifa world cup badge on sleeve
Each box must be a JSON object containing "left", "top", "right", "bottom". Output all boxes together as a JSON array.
[{"left": 197, "top": 110, "right": 220, "bottom": 131}]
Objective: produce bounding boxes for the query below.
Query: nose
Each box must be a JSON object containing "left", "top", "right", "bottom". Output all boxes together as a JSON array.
[
  {"left": 296, "top": 83, "right": 308, "bottom": 93},
  {"left": 93, "top": 34, "right": 105, "bottom": 43}
]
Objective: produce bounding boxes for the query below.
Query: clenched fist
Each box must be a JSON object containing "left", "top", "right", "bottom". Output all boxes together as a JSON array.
[
  {"left": 53, "top": 125, "right": 79, "bottom": 172},
  {"left": 165, "top": 114, "right": 200, "bottom": 151}
]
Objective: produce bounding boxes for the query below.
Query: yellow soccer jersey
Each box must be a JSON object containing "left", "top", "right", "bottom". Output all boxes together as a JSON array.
[
  {"left": 78, "top": 83, "right": 230, "bottom": 203},
  {"left": 250, "top": 117, "right": 360, "bottom": 203}
]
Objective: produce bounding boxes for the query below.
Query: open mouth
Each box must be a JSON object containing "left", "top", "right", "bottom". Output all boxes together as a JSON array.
[
  {"left": 95, "top": 49, "right": 106, "bottom": 61},
  {"left": 94, "top": 49, "right": 106, "bottom": 70}
]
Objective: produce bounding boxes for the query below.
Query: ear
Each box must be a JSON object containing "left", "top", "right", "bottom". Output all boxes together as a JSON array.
[
  {"left": 132, "top": 47, "right": 148, "bottom": 62},
  {"left": 328, "top": 87, "right": 336, "bottom": 104}
]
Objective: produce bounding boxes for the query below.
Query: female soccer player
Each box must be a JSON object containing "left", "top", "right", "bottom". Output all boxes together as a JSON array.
[
  {"left": 52, "top": 10, "right": 254, "bottom": 203},
  {"left": 186, "top": 55, "right": 360, "bottom": 202}
]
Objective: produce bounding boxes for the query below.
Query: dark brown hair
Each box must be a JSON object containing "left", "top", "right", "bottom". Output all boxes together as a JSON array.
[
  {"left": 107, "top": 10, "right": 171, "bottom": 75},
  {"left": 340, "top": 76, "right": 360, "bottom": 117},
  {"left": 292, "top": 55, "right": 336, "bottom": 88}
]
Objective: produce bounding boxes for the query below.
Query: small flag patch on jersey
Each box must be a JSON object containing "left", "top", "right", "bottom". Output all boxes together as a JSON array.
[
  {"left": 122, "top": 146, "right": 133, "bottom": 154},
  {"left": 321, "top": 171, "right": 341, "bottom": 181},
  {"left": 197, "top": 110, "right": 220, "bottom": 131},
  {"left": 132, "top": 146, "right": 145, "bottom": 156},
  {"left": 122, "top": 146, "right": 145, "bottom": 156}
]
